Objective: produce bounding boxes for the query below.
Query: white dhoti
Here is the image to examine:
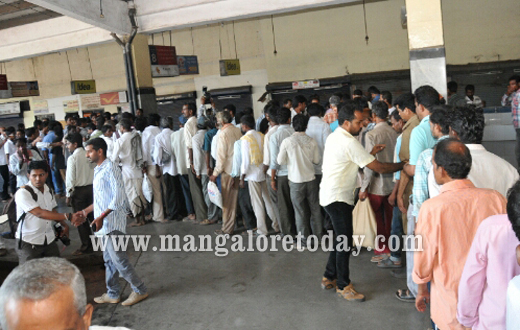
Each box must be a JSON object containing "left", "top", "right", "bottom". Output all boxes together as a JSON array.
[{"left": 123, "top": 177, "right": 147, "bottom": 217}]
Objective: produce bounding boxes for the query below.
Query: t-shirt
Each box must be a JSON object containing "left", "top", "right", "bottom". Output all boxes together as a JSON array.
[{"left": 506, "top": 276, "right": 520, "bottom": 330}]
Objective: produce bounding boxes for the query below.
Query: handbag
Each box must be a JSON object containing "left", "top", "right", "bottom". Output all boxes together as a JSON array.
[
  {"left": 207, "top": 181, "right": 223, "bottom": 209},
  {"left": 142, "top": 176, "right": 153, "bottom": 203},
  {"left": 352, "top": 199, "right": 378, "bottom": 249}
]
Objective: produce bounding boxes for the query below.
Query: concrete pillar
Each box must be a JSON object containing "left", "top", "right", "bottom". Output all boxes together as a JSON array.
[
  {"left": 131, "top": 34, "right": 157, "bottom": 114},
  {"left": 405, "top": 0, "right": 447, "bottom": 98}
]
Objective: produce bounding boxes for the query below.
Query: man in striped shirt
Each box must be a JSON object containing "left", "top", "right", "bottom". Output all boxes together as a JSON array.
[{"left": 74, "top": 138, "right": 148, "bottom": 307}]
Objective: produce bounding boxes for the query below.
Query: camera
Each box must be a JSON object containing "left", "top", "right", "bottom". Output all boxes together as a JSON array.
[
  {"left": 202, "top": 86, "right": 212, "bottom": 104},
  {"left": 54, "top": 223, "right": 71, "bottom": 246}
]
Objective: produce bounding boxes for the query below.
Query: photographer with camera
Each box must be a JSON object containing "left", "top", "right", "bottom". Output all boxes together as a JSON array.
[
  {"left": 198, "top": 86, "right": 216, "bottom": 118},
  {"left": 14, "top": 160, "right": 77, "bottom": 264}
]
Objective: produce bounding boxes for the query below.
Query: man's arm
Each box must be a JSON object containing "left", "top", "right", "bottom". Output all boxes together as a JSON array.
[
  {"left": 241, "top": 139, "right": 250, "bottom": 177},
  {"left": 276, "top": 140, "right": 288, "bottom": 166},
  {"left": 365, "top": 159, "right": 404, "bottom": 174},
  {"left": 211, "top": 133, "right": 227, "bottom": 178},
  {"left": 397, "top": 172, "right": 411, "bottom": 213},
  {"left": 403, "top": 164, "right": 415, "bottom": 177},
  {"left": 312, "top": 141, "right": 321, "bottom": 165},
  {"left": 65, "top": 155, "right": 76, "bottom": 198}
]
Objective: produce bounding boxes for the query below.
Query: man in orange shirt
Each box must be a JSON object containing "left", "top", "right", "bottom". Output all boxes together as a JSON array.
[{"left": 413, "top": 138, "right": 506, "bottom": 329}]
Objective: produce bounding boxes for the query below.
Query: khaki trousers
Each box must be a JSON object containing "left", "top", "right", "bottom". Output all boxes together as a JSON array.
[
  {"left": 249, "top": 180, "right": 279, "bottom": 235},
  {"left": 220, "top": 173, "right": 238, "bottom": 234},
  {"left": 146, "top": 165, "right": 164, "bottom": 222}
]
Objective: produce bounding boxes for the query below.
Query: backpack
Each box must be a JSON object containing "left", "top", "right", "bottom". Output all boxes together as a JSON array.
[{"left": 2, "top": 186, "right": 38, "bottom": 246}]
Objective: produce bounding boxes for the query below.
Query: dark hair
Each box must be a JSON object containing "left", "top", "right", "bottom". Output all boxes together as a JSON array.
[
  {"left": 414, "top": 85, "right": 441, "bottom": 111},
  {"left": 268, "top": 106, "right": 279, "bottom": 125},
  {"left": 85, "top": 137, "right": 107, "bottom": 157},
  {"left": 223, "top": 104, "right": 236, "bottom": 117},
  {"left": 465, "top": 84, "right": 475, "bottom": 92},
  {"left": 507, "top": 180, "right": 520, "bottom": 241},
  {"left": 103, "top": 112, "right": 111, "bottom": 121},
  {"left": 449, "top": 106, "right": 485, "bottom": 144},
  {"left": 368, "top": 86, "right": 380, "bottom": 95},
  {"left": 293, "top": 95, "right": 307, "bottom": 108},
  {"left": 393, "top": 92, "right": 416, "bottom": 113},
  {"left": 267, "top": 99, "right": 280, "bottom": 108},
  {"left": 429, "top": 106, "right": 451, "bottom": 135},
  {"left": 283, "top": 98, "right": 292, "bottom": 106},
  {"left": 372, "top": 101, "right": 389, "bottom": 120},
  {"left": 134, "top": 117, "right": 148, "bottom": 132},
  {"left": 16, "top": 129, "right": 25, "bottom": 136},
  {"left": 292, "top": 114, "right": 309, "bottom": 132},
  {"left": 240, "top": 115, "right": 256, "bottom": 130},
  {"left": 309, "top": 94, "right": 320, "bottom": 103},
  {"left": 447, "top": 81, "right": 458, "bottom": 93},
  {"left": 86, "top": 123, "right": 96, "bottom": 131},
  {"left": 277, "top": 107, "right": 291, "bottom": 124},
  {"left": 242, "top": 107, "right": 254, "bottom": 116},
  {"left": 28, "top": 160, "right": 48, "bottom": 174},
  {"left": 119, "top": 118, "right": 133, "bottom": 131},
  {"left": 121, "top": 112, "right": 134, "bottom": 122},
  {"left": 509, "top": 75, "right": 520, "bottom": 84},
  {"left": 25, "top": 127, "right": 36, "bottom": 139},
  {"left": 5, "top": 127, "right": 15, "bottom": 136},
  {"left": 433, "top": 138, "right": 472, "bottom": 179},
  {"left": 65, "top": 133, "right": 83, "bottom": 147},
  {"left": 338, "top": 101, "right": 359, "bottom": 126},
  {"left": 307, "top": 103, "right": 324, "bottom": 117},
  {"left": 353, "top": 89, "right": 363, "bottom": 97},
  {"left": 33, "top": 119, "right": 42, "bottom": 128},
  {"left": 390, "top": 110, "right": 402, "bottom": 122},
  {"left": 352, "top": 98, "right": 369, "bottom": 112},
  {"left": 149, "top": 113, "right": 161, "bottom": 126},
  {"left": 381, "top": 91, "right": 392, "bottom": 104},
  {"left": 15, "top": 137, "right": 27, "bottom": 146},
  {"left": 185, "top": 103, "right": 197, "bottom": 115},
  {"left": 259, "top": 118, "right": 269, "bottom": 134},
  {"left": 101, "top": 125, "right": 113, "bottom": 135}
]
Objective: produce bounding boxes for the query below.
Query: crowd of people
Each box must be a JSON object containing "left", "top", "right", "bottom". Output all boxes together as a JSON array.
[{"left": 1, "top": 77, "right": 520, "bottom": 329}]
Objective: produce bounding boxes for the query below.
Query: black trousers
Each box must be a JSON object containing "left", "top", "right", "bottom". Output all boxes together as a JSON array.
[
  {"left": 163, "top": 173, "right": 185, "bottom": 219},
  {"left": 16, "top": 239, "right": 60, "bottom": 265},
  {"left": 71, "top": 185, "right": 94, "bottom": 252},
  {"left": 9, "top": 173, "right": 17, "bottom": 195},
  {"left": 0, "top": 165, "right": 9, "bottom": 199},
  {"left": 324, "top": 202, "right": 354, "bottom": 290},
  {"left": 238, "top": 181, "right": 256, "bottom": 230}
]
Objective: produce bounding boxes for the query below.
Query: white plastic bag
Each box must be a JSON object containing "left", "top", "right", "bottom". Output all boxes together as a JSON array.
[
  {"left": 142, "top": 176, "right": 153, "bottom": 203},
  {"left": 207, "top": 181, "right": 222, "bottom": 209},
  {"left": 352, "top": 199, "right": 378, "bottom": 249}
]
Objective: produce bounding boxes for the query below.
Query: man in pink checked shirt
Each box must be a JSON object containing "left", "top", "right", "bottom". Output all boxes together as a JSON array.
[{"left": 457, "top": 180, "right": 520, "bottom": 329}]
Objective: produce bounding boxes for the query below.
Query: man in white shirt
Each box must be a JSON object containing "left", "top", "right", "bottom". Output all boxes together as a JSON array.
[
  {"left": 319, "top": 101, "right": 403, "bottom": 302},
  {"left": 263, "top": 106, "right": 281, "bottom": 232},
  {"left": 240, "top": 115, "right": 278, "bottom": 236},
  {"left": 305, "top": 103, "right": 331, "bottom": 185},
  {"left": 278, "top": 114, "right": 322, "bottom": 247},
  {"left": 101, "top": 125, "right": 114, "bottom": 160},
  {"left": 183, "top": 103, "right": 207, "bottom": 223},
  {"left": 111, "top": 119, "right": 147, "bottom": 226},
  {"left": 5, "top": 127, "right": 18, "bottom": 195},
  {"left": 291, "top": 95, "right": 307, "bottom": 121},
  {"left": 171, "top": 116, "right": 195, "bottom": 221},
  {"left": 8, "top": 138, "right": 30, "bottom": 189},
  {"left": 449, "top": 106, "right": 519, "bottom": 197},
  {"left": 141, "top": 114, "right": 164, "bottom": 222},
  {"left": 465, "top": 84, "right": 484, "bottom": 109},
  {"left": 0, "top": 129, "right": 9, "bottom": 201},
  {"left": 14, "top": 160, "right": 73, "bottom": 264},
  {"left": 65, "top": 133, "right": 95, "bottom": 255}
]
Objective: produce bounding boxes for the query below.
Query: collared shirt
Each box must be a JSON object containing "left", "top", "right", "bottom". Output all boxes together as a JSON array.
[
  {"left": 89, "top": 130, "right": 103, "bottom": 140},
  {"left": 413, "top": 179, "right": 507, "bottom": 330},
  {"left": 230, "top": 140, "right": 242, "bottom": 178},
  {"left": 65, "top": 148, "right": 94, "bottom": 198},
  {"left": 393, "top": 135, "right": 402, "bottom": 181},
  {"left": 512, "top": 91, "right": 520, "bottom": 129},
  {"left": 42, "top": 131, "right": 56, "bottom": 152},
  {"left": 142, "top": 125, "right": 161, "bottom": 165},
  {"left": 154, "top": 128, "right": 176, "bottom": 176},
  {"left": 361, "top": 122, "right": 398, "bottom": 196},
  {"left": 409, "top": 115, "right": 436, "bottom": 166},
  {"left": 9, "top": 154, "right": 29, "bottom": 188},
  {"left": 457, "top": 214, "right": 520, "bottom": 330},
  {"left": 507, "top": 276, "right": 520, "bottom": 329},
  {"left": 320, "top": 127, "right": 375, "bottom": 206},
  {"left": 269, "top": 124, "right": 295, "bottom": 177},
  {"left": 502, "top": 93, "right": 513, "bottom": 107},
  {"left": 102, "top": 136, "right": 114, "bottom": 160},
  {"left": 192, "top": 129, "right": 207, "bottom": 176},
  {"left": 277, "top": 132, "right": 320, "bottom": 184},
  {"left": 170, "top": 128, "right": 188, "bottom": 176},
  {"left": 466, "top": 144, "right": 519, "bottom": 197},
  {"left": 15, "top": 182, "right": 57, "bottom": 245},
  {"left": 398, "top": 115, "right": 419, "bottom": 163},
  {"left": 330, "top": 120, "right": 339, "bottom": 132},
  {"left": 93, "top": 159, "right": 128, "bottom": 237},
  {"left": 0, "top": 136, "right": 6, "bottom": 166},
  {"left": 412, "top": 135, "right": 449, "bottom": 217},
  {"left": 203, "top": 128, "right": 218, "bottom": 153},
  {"left": 111, "top": 131, "right": 143, "bottom": 180},
  {"left": 306, "top": 116, "right": 331, "bottom": 175},
  {"left": 210, "top": 130, "right": 220, "bottom": 161},
  {"left": 4, "top": 139, "right": 16, "bottom": 157},
  {"left": 184, "top": 116, "right": 198, "bottom": 168},
  {"left": 256, "top": 114, "right": 265, "bottom": 131},
  {"left": 323, "top": 108, "right": 338, "bottom": 124},
  {"left": 213, "top": 124, "right": 242, "bottom": 177},
  {"left": 466, "top": 95, "right": 484, "bottom": 108},
  {"left": 263, "top": 125, "right": 278, "bottom": 177},
  {"left": 241, "top": 130, "right": 265, "bottom": 182}
]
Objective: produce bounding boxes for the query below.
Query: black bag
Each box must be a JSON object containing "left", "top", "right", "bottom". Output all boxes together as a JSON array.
[{"left": 2, "top": 186, "right": 38, "bottom": 243}]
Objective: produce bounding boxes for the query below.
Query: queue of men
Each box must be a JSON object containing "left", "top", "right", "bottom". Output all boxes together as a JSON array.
[{"left": 1, "top": 81, "right": 520, "bottom": 329}]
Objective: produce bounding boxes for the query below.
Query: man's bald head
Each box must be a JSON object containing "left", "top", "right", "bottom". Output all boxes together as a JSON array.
[{"left": 433, "top": 138, "right": 472, "bottom": 180}]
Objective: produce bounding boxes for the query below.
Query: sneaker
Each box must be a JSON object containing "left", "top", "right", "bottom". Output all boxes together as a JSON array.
[
  {"left": 93, "top": 293, "right": 120, "bottom": 304},
  {"left": 321, "top": 277, "right": 337, "bottom": 290},
  {"left": 121, "top": 292, "right": 149, "bottom": 306},
  {"left": 377, "top": 258, "right": 402, "bottom": 268},
  {"left": 336, "top": 284, "right": 365, "bottom": 302}
]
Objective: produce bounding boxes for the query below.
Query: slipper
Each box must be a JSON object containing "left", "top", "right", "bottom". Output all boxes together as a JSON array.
[
  {"left": 371, "top": 254, "right": 389, "bottom": 263},
  {"left": 377, "top": 258, "right": 403, "bottom": 268},
  {"left": 199, "top": 219, "right": 217, "bottom": 226},
  {"left": 395, "top": 289, "right": 415, "bottom": 303},
  {"left": 129, "top": 221, "right": 144, "bottom": 227}
]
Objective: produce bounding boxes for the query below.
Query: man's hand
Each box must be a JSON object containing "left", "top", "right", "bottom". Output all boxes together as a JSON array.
[
  {"left": 207, "top": 168, "right": 213, "bottom": 177},
  {"left": 359, "top": 190, "right": 368, "bottom": 201},
  {"left": 397, "top": 195, "right": 407, "bottom": 214},
  {"left": 415, "top": 286, "right": 430, "bottom": 313},
  {"left": 66, "top": 197, "right": 71, "bottom": 207},
  {"left": 209, "top": 175, "right": 217, "bottom": 183},
  {"left": 58, "top": 222, "right": 69, "bottom": 238},
  {"left": 71, "top": 212, "right": 86, "bottom": 226},
  {"left": 92, "top": 217, "right": 104, "bottom": 232},
  {"left": 155, "top": 165, "right": 162, "bottom": 178},
  {"left": 239, "top": 179, "right": 245, "bottom": 189},
  {"left": 190, "top": 164, "right": 196, "bottom": 175},
  {"left": 388, "top": 192, "right": 396, "bottom": 206},
  {"left": 270, "top": 179, "right": 277, "bottom": 192},
  {"left": 370, "top": 144, "right": 386, "bottom": 155}
]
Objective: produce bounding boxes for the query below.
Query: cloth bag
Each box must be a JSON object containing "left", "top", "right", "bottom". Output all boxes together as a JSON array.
[
  {"left": 207, "top": 181, "right": 223, "bottom": 209},
  {"left": 142, "top": 176, "right": 153, "bottom": 203},
  {"left": 352, "top": 199, "right": 378, "bottom": 249}
]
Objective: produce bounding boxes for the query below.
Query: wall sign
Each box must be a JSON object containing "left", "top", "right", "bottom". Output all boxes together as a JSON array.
[
  {"left": 149, "top": 46, "right": 179, "bottom": 77},
  {"left": 0, "top": 102, "right": 20, "bottom": 116},
  {"left": 292, "top": 79, "right": 320, "bottom": 90},
  {"left": 177, "top": 55, "right": 199, "bottom": 75},
  {"left": 100, "top": 91, "right": 127, "bottom": 105},
  {"left": 10, "top": 81, "right": 39, "bottom": 97},
  {"left": 63, "top": 99, "right": 79, "bottom": 113},
  {"left": 71, "top": 80, "right": 96, "bottom": 94},
  {"left": 219, "top": 59, "right": 241, "bottom": 76},
  {"left": 32, "top": 100, "right": 48, "bottom": 114},
  {"left": 80, "top": 94, "right": 101, "bottom": 109}
]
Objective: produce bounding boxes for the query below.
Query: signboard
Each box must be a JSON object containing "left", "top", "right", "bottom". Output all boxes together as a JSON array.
[
  {"left": 32, "top": 100, "right": 48, "bottom": 114},
  {"left": 71, "top": 80, "right": 96, "bottom": 94},
  {"left": 177, "top": 55, "right": 199, "bottom": 75},
  {"left": 63, "top": 99, "right": 79, "bottom": 113},
  {"left": 10, "top": 81, "right": 39, "bottom": 97},
  {"left": 292, "top": 79, "right": 320, "bottom": 90},
  {"left": 80, "top": 94, "right": 101, "bottom": 109},
  {"left": 0, "top": 75, "right": 7, "bottom": 90},
  {"left": 149, "top": 46, "right": 179, "bottom": 77},
  {"left": 219, "top": 59, "right": 241, "bottom": 76},
  {"left": 0, "top": 102, "right": 20, "bottom": 116},
  {"left": 100, "top": 91, "right": 127, "bottom": 105}
]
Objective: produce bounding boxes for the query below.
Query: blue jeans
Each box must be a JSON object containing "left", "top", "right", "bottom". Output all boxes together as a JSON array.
[
  {"left": 50, "top": 162, "right": 65, "bottom": 195},
  {"left": 179, "top": 174, "right": 194, "bottom": 215},
  {"left": 390, "top": 206, "right": 403, "bottom": 261},
  {"left": 103, "top": 231, "right": 147, "bottom": 299}
]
